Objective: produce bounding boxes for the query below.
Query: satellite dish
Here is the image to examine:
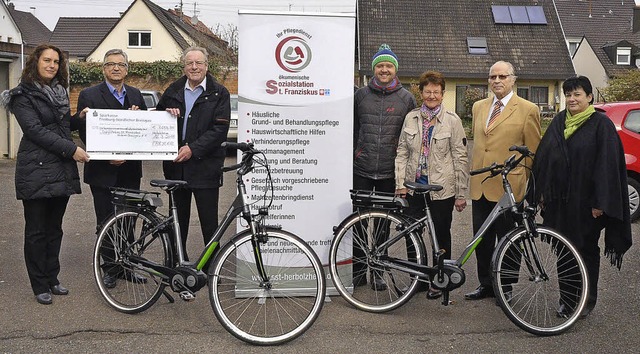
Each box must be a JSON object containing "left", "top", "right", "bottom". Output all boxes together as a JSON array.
[{"left": 191, "top": 15, "right": 199, "bottom": 25}]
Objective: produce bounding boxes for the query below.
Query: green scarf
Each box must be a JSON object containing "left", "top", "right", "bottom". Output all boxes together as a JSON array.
[{"left": 564, "top": 105, "right": 595, "bottom": 139}]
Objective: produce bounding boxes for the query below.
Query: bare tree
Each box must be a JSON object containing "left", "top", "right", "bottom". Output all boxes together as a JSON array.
[{"left": 212, "top": 23, "right": 238, "bottom": 56}]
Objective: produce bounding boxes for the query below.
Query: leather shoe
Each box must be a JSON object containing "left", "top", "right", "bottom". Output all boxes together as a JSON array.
[
  {"left": 352, "top": 273, "right": 367, "bottom": 287},
  {"left": 464, "top": 285, "right": 494, "bottom": 300},
  {"left": 50, "top": 284, "right": 69, "bottom": 295},
  {"left": 371, "top": 275, "right": 387, "bottom": 291},
  {"left": 103, "top": 273, "right": 117, "bottom": 289},
  {"left": 556, "top": 304, "right": 574, "bottom": 318},
  {"left": 497, "top": 289, "right": 513, "bottom": 306},
  {"left": 36, "top": 292, "right": 52, "bottom": 305},
  {"left": 426, "top": 287, "right": 442, "bottom": 299},
  {"left": 503, "top": 289, "right": 513, "bottom": 303}
]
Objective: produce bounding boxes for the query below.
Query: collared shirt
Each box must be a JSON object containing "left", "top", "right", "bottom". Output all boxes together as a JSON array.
[
  {"left": 105, "top": 81, "right": 126, "bottom": 106},
  {"left": 182, "top": 77, "right": 207, "bottom": 140},
  {"left": 486, "top": 90, "right": 514, "bottom": 128}
]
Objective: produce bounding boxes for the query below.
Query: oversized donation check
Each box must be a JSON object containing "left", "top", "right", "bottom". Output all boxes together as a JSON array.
[{"left": 86, "top": 109, "right": 178, "bottom": 160}]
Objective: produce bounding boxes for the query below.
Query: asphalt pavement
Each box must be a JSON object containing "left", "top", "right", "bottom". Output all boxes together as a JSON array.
[{"left": 0, "top": 156, "right": 639, "bottom": 353}]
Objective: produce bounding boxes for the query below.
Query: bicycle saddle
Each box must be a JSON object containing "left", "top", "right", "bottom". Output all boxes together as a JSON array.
[
  {"left": 404, "top": 181, "right": 443, "bottom": 194},
  {"left": 150, "top": 179, "right": 188, "bottom": 190}
]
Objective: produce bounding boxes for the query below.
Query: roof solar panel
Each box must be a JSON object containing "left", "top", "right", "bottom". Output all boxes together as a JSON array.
[
  {"left": 526, "top": 6, "right": 547, "bottom": 24},
  {"left": 510, "top": 6, "right": 529, "bottom": 24},
  {"left": 492, "top": 5, "right": 512, "bottom": 24}
]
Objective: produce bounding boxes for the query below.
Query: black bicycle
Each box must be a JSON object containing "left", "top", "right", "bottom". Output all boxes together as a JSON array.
[
  {"left": 92, "top": 142, "right": 326, "bottom": 345},
  {"left": 329, "top": 145, "right": 588, "bottom": 335}
]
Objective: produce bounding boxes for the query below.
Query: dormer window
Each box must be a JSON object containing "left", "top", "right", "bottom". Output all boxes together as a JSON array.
[
  {"left": 617, "top": 47, "right": 631, "bottom": 65},
  {"left": 467, "top": 37, "right": 488, "bottom": 55}
]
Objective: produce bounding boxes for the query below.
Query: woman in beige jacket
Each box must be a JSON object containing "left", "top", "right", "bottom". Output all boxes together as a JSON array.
[{"left": 395, "top": 70, "right": 469, "bottom": 299}]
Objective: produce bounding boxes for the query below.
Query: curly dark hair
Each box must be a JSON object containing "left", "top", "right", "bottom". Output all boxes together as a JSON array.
[
  {"left": 21, "top": 44, "right": 69, "bottom": 87},
  {"left": 418, "top": 70, "right": 446, "bottom": 92}
]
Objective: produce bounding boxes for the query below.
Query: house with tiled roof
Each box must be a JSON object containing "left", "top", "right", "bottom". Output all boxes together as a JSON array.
[
  {"left": 6, "top": 2, "right": 51, "bottom": 46},
  {"left": 357, "top": 0, "right": 575, "bottom": 116},
  {"left": 49, "top": 17, "right": 119, "bottom": 61},
  {"left": 555, "top": 0, "right": 640, "bottom": 100},
  {"left": 86, "top": 0, "right": 228, "bottom": 62},
  {"left": 0, "top": 1, "right": 24, "bottom": 158}
]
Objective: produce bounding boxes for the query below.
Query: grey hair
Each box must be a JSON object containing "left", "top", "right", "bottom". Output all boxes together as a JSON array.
[
  {"left": 490, "top": 60, "right": 516, "bottom": 78},
  {"left": 103, "top": 49, "right": 129, "bottom": 64},
  {"left": 181, "top": 46, "right": 209, "bottom": 63}
]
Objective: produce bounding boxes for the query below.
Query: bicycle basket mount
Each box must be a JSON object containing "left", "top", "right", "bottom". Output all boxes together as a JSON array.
[
  {"left": 111, "top": 188, "right": 163, "bottom": 209},
  {"left": 350, "top": 189, "right": 408, "bottom": 210}
]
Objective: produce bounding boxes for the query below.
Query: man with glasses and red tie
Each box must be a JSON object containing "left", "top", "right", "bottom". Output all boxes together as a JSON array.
[{"left": 465, "top": 60, "right": 541, "bottom": 300}]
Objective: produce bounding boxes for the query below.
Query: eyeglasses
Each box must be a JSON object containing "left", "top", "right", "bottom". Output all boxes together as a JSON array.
[
  {"left": 423, "top": 91, "right": 443, "bottom": 96},
  {"left": 185, "top": 61, "right": 207, "bottom": 67},
  {"left": 488, "top": 74, "right": 512, "bottom": 81},
  {"left": 104, "top": 62, "right": 128, "bottom": 69}
]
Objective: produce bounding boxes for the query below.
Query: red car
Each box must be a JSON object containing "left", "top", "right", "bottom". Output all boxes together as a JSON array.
[{"left": 594, "top": 101, "right": 640, "bottom": 221}]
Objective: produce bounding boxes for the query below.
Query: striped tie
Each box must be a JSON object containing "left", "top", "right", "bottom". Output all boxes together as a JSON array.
[{"left": 488, "top": 100, "right": 503, "bottom": 127}]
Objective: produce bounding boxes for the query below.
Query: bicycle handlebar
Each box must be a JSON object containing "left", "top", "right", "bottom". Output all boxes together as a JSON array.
[
  {"left": 509, "top": 145, "right": 533, "bottom": 156},
  {"left": 221, "top": 162, "right": 243, "bottom": 172},
  {"left": 221, "top": 141, "right": 259, "bottom": 175},
  {"left": 470, "top": 162, "right": 500, "bottom": 176},
  {"left": 222, "top": 141, "right": 253, "bottom": 152},
  {"left": 470, "top": 145, "right": 534, "bottom": 178}
]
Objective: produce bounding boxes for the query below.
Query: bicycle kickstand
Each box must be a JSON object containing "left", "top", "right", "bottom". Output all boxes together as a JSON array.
[
  {"left": 163, "top": 289, "right": 175, "bottom": 303},
  {"left": 441, "top": 291, "right": 451, "bottom": 306}
]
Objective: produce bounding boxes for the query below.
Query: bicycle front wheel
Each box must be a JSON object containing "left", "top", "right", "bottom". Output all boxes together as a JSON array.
[
  {"left": 329, "top": 210, "right": 426, "bottom": 313},
  {"left": 209, "top": 229, "right": 326, "bottom": 346},
  {"left": 94, "top": 210, "right": 172, "bottom": 314},
  {"left": 492, "top": 226, "right": 588, "bottom": 336}
]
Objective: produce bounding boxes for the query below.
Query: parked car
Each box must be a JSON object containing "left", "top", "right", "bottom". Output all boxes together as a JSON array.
[
  {"left": 594, "top": 101, "right": 640, "bottom": 221},
  {"left": 141, "top": 90, "right": 162, "bottom": 110},
  {"left": 228, "top": 94, "right": 238, "bottom": 141}
]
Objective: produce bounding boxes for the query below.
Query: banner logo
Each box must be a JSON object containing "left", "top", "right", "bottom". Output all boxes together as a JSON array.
[{"left": 275, "top": 36, "right": 312, "bottom": 73}]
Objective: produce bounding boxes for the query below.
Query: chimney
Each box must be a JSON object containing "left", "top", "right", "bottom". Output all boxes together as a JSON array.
[{"left": 634, "top": 6, "right": 640, "bottom": 33}]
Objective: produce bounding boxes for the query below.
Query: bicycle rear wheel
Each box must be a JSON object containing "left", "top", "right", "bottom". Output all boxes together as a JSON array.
[
  {"left": 94, "top": 210, "right": 172, "bottom": 314},
  {"left": 492, "top": 226, "right": 588, "bottom": 336},
  {"left": 209, "top": 229, "right": 325, "bottom": 345},
  {"left": 329, "top": 210, "right": 425, "bottom": 313}
]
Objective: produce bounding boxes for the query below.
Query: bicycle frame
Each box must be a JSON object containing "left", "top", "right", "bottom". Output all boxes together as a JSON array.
[
  {"left": 192, "top": 172, "right": 266, "bottom": 274},
  {"left": 121, "top": 153, "right": 271, "bottom": 284},
  {"left": 374, "top": 152, "right": 530, "bottom": 282}
]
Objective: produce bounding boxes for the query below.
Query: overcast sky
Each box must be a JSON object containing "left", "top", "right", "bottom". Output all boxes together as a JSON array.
[{"left": 11, "top": 0, "right": 356, "bottom": 31}]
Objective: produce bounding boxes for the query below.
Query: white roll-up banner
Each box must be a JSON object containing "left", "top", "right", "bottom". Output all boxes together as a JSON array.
[{"left": 238, "top": 11, "right": 355, "bottom": 295}]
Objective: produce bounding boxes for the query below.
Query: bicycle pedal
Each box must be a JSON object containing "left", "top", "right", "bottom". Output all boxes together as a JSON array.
[{"left": 179, "top": 291, "right": 196, "bottom": 301}]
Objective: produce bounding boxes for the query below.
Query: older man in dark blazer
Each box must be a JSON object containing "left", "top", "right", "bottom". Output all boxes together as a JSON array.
[
  {"left": 465, "top": 60, "right": 541, "bottom": 300},
  {"left": 76, "top": 49, "right": 147, "bottom": 287}
]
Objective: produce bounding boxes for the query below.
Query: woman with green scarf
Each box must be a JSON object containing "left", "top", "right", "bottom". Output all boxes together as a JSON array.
[{"left": 530, "top": 75, "right": 632, "bottom": 319}]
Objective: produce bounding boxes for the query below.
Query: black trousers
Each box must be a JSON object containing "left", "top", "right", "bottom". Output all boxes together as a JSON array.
[
  {"left": 405, "top": 194, "right": 455, "bottom": 262},
  {"left": 22, "top": 196, "right": 70, "bottom": 295},
  {"left": 351, "top": 175, "right": 395, "bottom": 276},
  {"left": 172, "top": 187, "right": 220, "bottom": 260},
  {"left": 472, "top": 196, "right": 516, "bottom": 287}
]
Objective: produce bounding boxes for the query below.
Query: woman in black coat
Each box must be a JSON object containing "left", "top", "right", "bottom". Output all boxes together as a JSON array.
[
  {"left": 531, "top": 76, "right": 632, "bottom": 318},
  {"left": 7, "top": 44, "right": 90, "bottom": 305}
]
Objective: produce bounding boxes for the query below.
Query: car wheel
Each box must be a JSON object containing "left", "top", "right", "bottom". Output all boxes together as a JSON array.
[{"left": 629, "top": 177, "right": 640, "bottom": 222}]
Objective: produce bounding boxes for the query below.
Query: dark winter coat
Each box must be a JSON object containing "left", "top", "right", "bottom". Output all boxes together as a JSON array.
[
  {"left": 353, "top": 78, "right": 416, "bottom": 180},
  {"left": 155, "top": 74, "right": 230, "bottom": 188},
  {"left": 9, "top": 83, "right": 81, "bottom": 200},
  {"left": 75, "top": 82, "right": 147, "bottom": 188},
  {"left": 530, "top": 110, "right": 632, "bottom": 268}
]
